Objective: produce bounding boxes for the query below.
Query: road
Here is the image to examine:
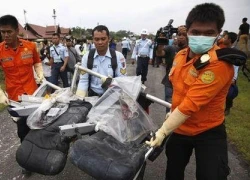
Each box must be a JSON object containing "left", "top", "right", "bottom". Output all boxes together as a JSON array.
[{"left": 0, "top": 46, "right": 249, "bottom": 180}]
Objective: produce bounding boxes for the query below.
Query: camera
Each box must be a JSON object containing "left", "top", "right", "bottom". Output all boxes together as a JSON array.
[
  {"left": 153, "top": 19, "right": 178, "bottom": 59},
  {"left": 155, "top": 19, "right": 178, "bottom": 45}
]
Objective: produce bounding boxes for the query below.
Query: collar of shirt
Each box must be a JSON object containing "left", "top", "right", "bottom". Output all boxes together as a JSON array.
[
  {"left": 93, "top": 48, "right": 112, "bottom": 59},
  {"left": 4, "top": 39, "right": 24, "bottom": 50}
]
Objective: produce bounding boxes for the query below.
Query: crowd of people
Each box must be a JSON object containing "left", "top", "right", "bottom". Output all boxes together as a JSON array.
[{"left": 0, "top": 2, "right": 249, "bottom": 179}]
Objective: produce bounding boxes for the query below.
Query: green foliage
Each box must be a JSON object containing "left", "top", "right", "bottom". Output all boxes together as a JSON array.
[
  {"left": 225, "top": 69, "right": 250, "bottom": 164},
  {"left": 70, "top": 27, "right": 151, "bottom": 41}
]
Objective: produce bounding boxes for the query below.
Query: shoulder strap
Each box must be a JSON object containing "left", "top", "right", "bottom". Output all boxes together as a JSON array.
[
  {"left": 87, "top": 48, "right": 117, "bottom": 77},
  {"left": 87, "top": 49, "right": 96, "bottom": 69},
  {"left": 109, "top": 48, "right": 117, "bottom": 77},
  {"left": 53, "top": 46, "right": 64, "bottom": 62}
]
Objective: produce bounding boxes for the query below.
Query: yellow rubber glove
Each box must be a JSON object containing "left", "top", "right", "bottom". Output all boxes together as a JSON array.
[
  {"left": 75, "top": 89, "right": 87, "bottom": 99},
  {"left": 146, "top": 107, "right": 189, "bottom": 147},
  {"left": 0, "top": 88, "right": 9, "bottom": 105},
  {"left": 34, "top": 63, "right": 45, "bottom": 84}
]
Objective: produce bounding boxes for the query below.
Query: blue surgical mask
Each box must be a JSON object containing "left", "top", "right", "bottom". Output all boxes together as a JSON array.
[{"left": 188, "top": 35, "right": 217, "bottom": 54}]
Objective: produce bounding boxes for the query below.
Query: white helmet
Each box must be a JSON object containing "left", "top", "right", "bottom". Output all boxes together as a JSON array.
[
  {"left": 141, "top": 29, "right": 148, "bottom": 35},
  {"left": 123, "top": 37, "right": 127, "bottom": 40}
]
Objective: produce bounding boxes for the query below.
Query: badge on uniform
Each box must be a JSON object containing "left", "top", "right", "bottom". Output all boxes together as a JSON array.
[
  {"left": 201, "top": 70, "right": 215, "bottom": 84},
  {"left": 120, "top": 68, "right": 126, "bottom": 75}
]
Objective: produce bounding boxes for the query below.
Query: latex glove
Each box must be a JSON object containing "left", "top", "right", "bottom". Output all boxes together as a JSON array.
[
  {"left": 34, "top": 63, "right": 45, "bottom": 84},
  {"left": 75, "top": 89, "right": 87, "bottom": 99},
  {"left": 0, "top": 88, "right": 9, "bottom": 105},
  {"left": 101, "top": 77, "right": 107, "bottom": 84},
  {"left": 165, "top": 112, "right": 170, "bottom": 119},
  {"left": 146, "top": 107, "right": 189, "bottom": 147}
]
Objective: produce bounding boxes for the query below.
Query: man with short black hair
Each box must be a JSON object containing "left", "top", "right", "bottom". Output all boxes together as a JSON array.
[
  {"left": 0, "top": 14, "right": 43, "bottom": 175},
  {"left": 76, "top": 25, "right": 127, "bottom": 98},
  {"left": 147, "top": 3, "right": 233, "bottom": 179},
  {"left": 50, "top": 33, "right": 69, "bottom": 87}
]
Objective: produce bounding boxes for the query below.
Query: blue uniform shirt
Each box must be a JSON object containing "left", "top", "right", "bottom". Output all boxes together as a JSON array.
[
  {"left": 77, "top": 48, "right": 127, "bottom": 95},
  {"left": 50, "top": 43, "right": 69, "bottom": 62},
  {"left": 132, "top": 38, "right": 153, "bottom": 59}
]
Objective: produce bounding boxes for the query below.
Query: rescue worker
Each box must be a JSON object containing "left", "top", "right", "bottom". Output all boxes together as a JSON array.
[
  {"left": 146, "top": 3, "right": 232, "bottom": 179},
  {"left": 0, "top": 14, "right": 44, "bottom": 174},
  {"left": 131, "top": 29, "right": 153, "bottom": 84},
  {"left": 76, "top": 25, "right": 127, "bottom": 98}
]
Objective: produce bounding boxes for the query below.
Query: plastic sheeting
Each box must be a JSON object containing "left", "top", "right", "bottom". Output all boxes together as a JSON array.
[
  {"left": 87, "top": 76, "right": 157, "bottom": 143},
  {"left": 27, "top": 88, "right": 78, "bottom": 129}
]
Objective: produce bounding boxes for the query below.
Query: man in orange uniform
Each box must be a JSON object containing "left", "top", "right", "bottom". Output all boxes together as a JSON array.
[
  {"left": 0, "top": 15, "right": 44, "bottom": 143},
  {"left": 147, "top": 3, "right": 233, "bottom": 180}
]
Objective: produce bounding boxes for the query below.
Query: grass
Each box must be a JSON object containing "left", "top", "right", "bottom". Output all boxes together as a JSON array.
[{"left": 225, "top": 69, "right": 250, "bottom": 163}]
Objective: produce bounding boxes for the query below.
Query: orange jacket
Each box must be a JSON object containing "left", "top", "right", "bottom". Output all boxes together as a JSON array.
[
  {"left": 0, "top": 39, "right": 41, "bottom": 101},
  {"left": 169, "top": 46, "right": 233, "bottom": 136}
]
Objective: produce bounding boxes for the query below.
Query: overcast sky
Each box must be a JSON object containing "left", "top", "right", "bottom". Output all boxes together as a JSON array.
[{"left": 0, "top": 0, "right": 249, "bottom": 35}]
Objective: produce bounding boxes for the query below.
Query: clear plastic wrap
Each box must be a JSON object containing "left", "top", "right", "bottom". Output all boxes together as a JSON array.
[
  {"left": 27, "top": 88, "right": 78, "bottom": 129},
  {"left": 87, "top": 76, "right": 157, "bottom": 143}
]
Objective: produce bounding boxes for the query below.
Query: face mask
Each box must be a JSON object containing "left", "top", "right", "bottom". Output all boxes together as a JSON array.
[{"left": 188, "top": 35, "right": 217, "bottom": 54}]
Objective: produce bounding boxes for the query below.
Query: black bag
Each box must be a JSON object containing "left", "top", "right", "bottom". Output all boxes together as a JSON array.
[
  {"left": 69, "top": 131, "right": 148, "bottom": 180},
  {"left": 16, "top": 100, "right": 92, "bottom": 175}
]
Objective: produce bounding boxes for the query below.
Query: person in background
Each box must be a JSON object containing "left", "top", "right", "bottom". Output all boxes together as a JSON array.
[
  {"left": 131, "top": 29, "right": 153, "bottom": 84},
  {"left": 76, "top": 25, "right": 126, "bottom": 98},
  {"left": 223, "top": 32, "right": 240, "bottom": 116},
  {"left": 238, "top": 17, "right": 249, "bottom": 52},
  {"left": 0, "top": 14, "right": 44, "bottom": 175},
  {"left": 40, "top": 39, "right": 52, "bottom": 82},
  {"left": 109, "top": 37, "right": 117, "bottom": 50},
  {"left": 121, "top": 37, "right": 131, "bottom": 59},
  {"left": 74, "top": 39, "right": 83, "bottom": 57},
  {"left": 49, "top": 32, "right": 69, "bottom": 88},
  {"left": 157, "top": 25, "right": 188, "bottom": 112},
  {"left": 217, "top": 30, "right": 228, "bottom": 48},
  {"left": 65, "top": 35, "right": 81, "bottom": 86},
  {"left": 81, "top": 38, "right": 88, "bottom": 56},
  {"left": 146, "top": 3, "right": 233, "bottom": 180}
]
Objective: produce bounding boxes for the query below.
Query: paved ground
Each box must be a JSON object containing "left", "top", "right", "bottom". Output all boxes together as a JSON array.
[{"left": 0, "top": 45, "right": 249, "bottom": 180}]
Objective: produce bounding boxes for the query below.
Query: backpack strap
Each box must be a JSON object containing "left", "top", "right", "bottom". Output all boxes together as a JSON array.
[
  {"left": 109, "top": 48, "right": 117, "bottom": 77},
  {"left": 87, "top": 49, "right": 96, "bottom": 69},
  {"left": 87, "top": 49, "right": 118, "bottom": 91}
]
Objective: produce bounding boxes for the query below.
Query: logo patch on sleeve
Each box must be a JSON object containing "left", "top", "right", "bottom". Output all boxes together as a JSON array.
[
  {"left": 120, "top": 68, "right": 126, "bottom": 75},
  {"left": 201, "top": 71, "right": 215, "bottom": 84}
]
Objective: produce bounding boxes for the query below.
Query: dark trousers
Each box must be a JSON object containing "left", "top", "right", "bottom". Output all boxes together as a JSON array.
[
  {"left": 51, "top": 63, "right": 69, "bottom": 87},
  {"left": 225, "top": 97, "right": 233, "bottom": 110},
  {"left": 136, "top": 57, "right": 149, "bottom": 82},
  {"left": 152, "top": 57, "right": 162, "bottom": 67},
  {"left": 16, "top": 117, "right": 30, "bottom": 142},
  {"left": 165, "top": 123, "right": 230, "bottom": 180},
  {"left": 122, "top": 48, "right": 128, "bottom": 59}
]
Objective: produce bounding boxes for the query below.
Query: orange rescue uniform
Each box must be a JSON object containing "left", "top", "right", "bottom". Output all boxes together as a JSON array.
[
  {"left": 0, "top": 39, "right": 41, "bottom": 101},
  {"left": 169, "top": 46, "right": 233, "bottom": 136}
]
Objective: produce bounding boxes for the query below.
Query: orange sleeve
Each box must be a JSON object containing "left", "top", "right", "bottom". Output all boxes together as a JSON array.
[{"left": 178, "top": 61, "right": 234, "bottom": 116}]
